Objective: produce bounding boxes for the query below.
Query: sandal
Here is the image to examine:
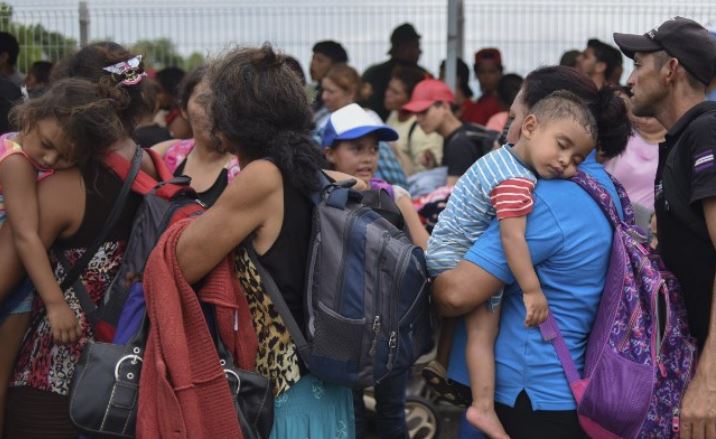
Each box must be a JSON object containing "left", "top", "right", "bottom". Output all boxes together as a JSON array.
[{"left": 421, "top": 361, "right": 472, "bottom": 407}]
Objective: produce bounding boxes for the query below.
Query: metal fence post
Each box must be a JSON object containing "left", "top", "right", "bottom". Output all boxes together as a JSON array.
[
  {"left": 446, "top": 0, "right": 463, "bottom": 93},
  {"left": 79, "top": 1, "right": 89, "bottom": 47}
]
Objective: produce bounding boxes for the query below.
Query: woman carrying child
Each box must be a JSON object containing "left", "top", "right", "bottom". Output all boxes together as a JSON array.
[
  {"left": 427, "top": 65, "right": 630, "bottom": 439},
  {"left": 0, "top": 42, "right": 161, "bottom": 438}
]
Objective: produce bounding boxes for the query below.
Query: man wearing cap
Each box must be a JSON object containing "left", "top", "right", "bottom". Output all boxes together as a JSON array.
[
  {"left": 310, "top": 40, "right": 349, "bottom": 115},
  {"left": 577, "top": 38, "right": 623, "bottom": 89},
  {"left": 362, "top": 23, "right": 429, "bottom": 121},
  {"left": 615, "top": 17, "right": 716, "bottom": 439},
  {"left": 404, "top": 79, "right": 494, "bottom": 186},
  {"left": 462, "top": 48, "right": 503, "bottom": 126}
]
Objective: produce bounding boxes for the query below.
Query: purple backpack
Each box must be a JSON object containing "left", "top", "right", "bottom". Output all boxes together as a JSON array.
[{"left": 539, "top": 171, "right": 697, "bottom": 439}]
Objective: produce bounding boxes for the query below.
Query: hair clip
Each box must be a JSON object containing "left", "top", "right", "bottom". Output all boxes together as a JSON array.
[{"left": 102, "top": 55, "right": 147, "bottom": 86}]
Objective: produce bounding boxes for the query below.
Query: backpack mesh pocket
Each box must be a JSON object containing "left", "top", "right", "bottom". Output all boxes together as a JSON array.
[{"left": 312, "top": 302, "right": 365, "bottom": 362}]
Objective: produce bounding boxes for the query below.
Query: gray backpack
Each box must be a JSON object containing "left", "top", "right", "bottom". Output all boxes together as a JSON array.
[{"left": 251, "top": 173, "right": 433, "bottom": 388}]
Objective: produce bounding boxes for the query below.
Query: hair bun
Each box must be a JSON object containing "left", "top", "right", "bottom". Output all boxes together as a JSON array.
[
  {"left": 96, "top": 76, "right": 131, "bottom": 112},
  {"left": 593, "top": 84, "right": 631, "bottom": 159}
]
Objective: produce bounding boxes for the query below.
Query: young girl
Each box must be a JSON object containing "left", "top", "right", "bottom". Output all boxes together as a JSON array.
[
  {"left": 0, "top": 77, "right": 130, "bottom": 433},
  {"left": 322, "top": 103, "right": 429, "bottom": 249},
  {"left": 321, "top": 102, "right": 429, "bottom": 439},
  {"left": 424, "top": 90, "right": 598, "bottom": 439},
  {"left": 153, "top": 65, "right": 240, "bottom": 207},
  {"left": 318, "top": 63, "right": 408, "bottom": 188}
]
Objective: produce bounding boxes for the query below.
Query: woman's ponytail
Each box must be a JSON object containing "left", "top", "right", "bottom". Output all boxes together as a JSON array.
[{"left": 593, "top": 85, "right": 632, "bottom": 159}]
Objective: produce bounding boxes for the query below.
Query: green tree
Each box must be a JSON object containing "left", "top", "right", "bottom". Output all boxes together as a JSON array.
[
  {"left": 132, "top": 38, "right": 199, "bottom": 70},
  {"left": 0, "top": 3, "right": 77, "bottom": 73},
  {"left": 0, "top": 3, "right": 203, "bottom": 74},
  {"left": 184, "top": 51, "right": 206, "bottom": 71}
]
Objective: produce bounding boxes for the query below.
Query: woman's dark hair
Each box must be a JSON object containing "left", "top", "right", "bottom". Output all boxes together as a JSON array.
[
  {"left": 439, "top": 58, "right": 473, "bottom": 98},
  {"left": 208, "top": 45, "right": 325, "bottom": 195},
  {"left": 156, "top": 66, "right": 186, "bottom": 100},
  {"left": 497, "top": 73, "right": 523, "bottom": 109},
  {"left": 10, "top": 78, "right": 127, "bottom": 170},
  {"left": 179, "top": 65, "right": 208, "bottom": 111},
  {"left": 284, "top": 56, "right": 306, "bottom": 85},
  {"left": 137, "top": 78, "right": 161, "bottom": 117},
  {"left": 50, "top": 41, "right": 145, "bottom": 135},
  {"left": 391, "top": 65, "right": 430, "bottom": 100},
  {"left": 522, "top": 65, "right": 630, "bottom": 159},
  {"left": 28, "top": 61, "right": 53, "bottom": 85}
]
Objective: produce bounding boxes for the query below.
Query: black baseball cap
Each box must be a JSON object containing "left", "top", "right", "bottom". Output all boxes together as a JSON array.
[
  {"left": 613, "top": 17, "right": 716, "bottom": 85},
  {"left": 390, "top": 23, "right": 421, "bottom": 48},
  {"left": 312, "top": 40, "right": 348, "bottom": 64}
]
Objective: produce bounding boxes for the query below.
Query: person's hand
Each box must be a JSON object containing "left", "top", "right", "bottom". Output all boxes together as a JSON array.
[
  {"left": 418, "top": 150, "right": 438, "bottom": 169},
  {"left": 523, "top": 288, "right": 548, "bottom": 327},
  {"left": 680, "top": 352, "right": 716, "bottom": 439},
  {"left": 47, "top": 302, "right": 82, "bottom": 344}
]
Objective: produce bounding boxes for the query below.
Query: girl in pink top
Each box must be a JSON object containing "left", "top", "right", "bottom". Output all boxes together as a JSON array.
[
  {"left": 153, "top": 66, "right": 239, "bottom": 207},
  {"left": 604, "top": 102, "right": 665, "bottom": 210}
]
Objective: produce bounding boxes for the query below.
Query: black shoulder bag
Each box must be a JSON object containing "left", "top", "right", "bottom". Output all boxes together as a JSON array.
[{"left": 61, "top": 147, "right": 144, "bottom": 438}]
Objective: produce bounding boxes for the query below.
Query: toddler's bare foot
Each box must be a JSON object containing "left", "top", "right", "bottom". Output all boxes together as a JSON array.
[{"left": 466, "top": 404, "right": 510, "bottom": 439}]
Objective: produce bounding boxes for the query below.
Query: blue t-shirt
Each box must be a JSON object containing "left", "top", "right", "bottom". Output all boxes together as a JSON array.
[
  {"left": 448, "top": 153, "right": 623, "bottom": 411},
  {"left": 426, "top": 145, "right": 535, "bottom": 277}
]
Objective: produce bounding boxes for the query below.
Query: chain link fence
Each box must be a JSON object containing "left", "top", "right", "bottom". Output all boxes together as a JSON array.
[{"left": 3, "top": 1, "right": 716, "bottom": 82}]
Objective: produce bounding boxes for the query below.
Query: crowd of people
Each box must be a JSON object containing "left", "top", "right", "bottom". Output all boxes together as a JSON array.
[{"left": 0, "top": 15, "right": 714, "bottom": 439}]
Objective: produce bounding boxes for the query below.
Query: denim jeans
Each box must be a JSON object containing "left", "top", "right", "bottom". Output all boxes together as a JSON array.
[{"left": 353, "top": 370, "right": 409, "bottom": 439}]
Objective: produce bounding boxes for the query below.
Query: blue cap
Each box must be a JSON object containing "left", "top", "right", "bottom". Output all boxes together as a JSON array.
[{"left": 322, "top": 103, "right": 399, "bottom": 148}]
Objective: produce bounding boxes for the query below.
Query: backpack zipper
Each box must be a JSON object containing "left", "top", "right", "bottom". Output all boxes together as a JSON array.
[
  {"left": 672, "top": 407, "right": 680, "bottom": 433},
  {"left": 369, "top": 232, "right": 391, "bottom": 357},
  {"left": 389, "top": 245, "right": 413, "bottom": 330},
  {"left": 369, "top": 315, "right": 381, "bottom": 357},
  {"left": 386, "top": 331, "right": 398, "bottom": 371},
  {"left": 617, "top": 305, "right": 643, "bottom": 353},
  {"left": 386, "top": 245, "right": 414, "bottom": 372}
]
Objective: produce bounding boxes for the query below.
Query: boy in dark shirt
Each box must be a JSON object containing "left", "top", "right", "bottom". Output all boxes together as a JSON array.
[{"left": 403, "top": 79, "right": 494, "bottom": 186}]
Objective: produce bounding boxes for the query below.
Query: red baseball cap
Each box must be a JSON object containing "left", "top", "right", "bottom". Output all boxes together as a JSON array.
[
  {"left": 402, "top": 79, "right": 455, "bottom": 113},
  {"left": 474, "top": 48, "right": 502, "bottom": 68}
]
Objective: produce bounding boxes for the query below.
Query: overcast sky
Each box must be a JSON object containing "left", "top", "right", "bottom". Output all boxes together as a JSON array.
[{"left": 7, "top": 0, "right": 716, "bottom": 86}]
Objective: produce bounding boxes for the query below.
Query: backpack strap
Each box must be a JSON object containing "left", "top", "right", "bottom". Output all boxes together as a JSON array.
[
  {"left": 105, "top": 147, "right": 189, "bottom": 200},
  {"left": 538, "top": 313, "right": 583, "bottom": 398},
  {"left": 309, "top": 170, "right": 360, "bottom": 209},
  {"left": 243, "top": 245, "right": 312, "bottom": 364},
  {"left": 571, "top": 171, "right": 632, "bottom": 228},
  {"left": 56, "top": 146, "right": 143, "bottom": 325},
  {"left": 606, "top": 173, "right": 636, "bottom": 227},
  {"left": 406, "top": 120, "right": 418, "bottom": 151}
]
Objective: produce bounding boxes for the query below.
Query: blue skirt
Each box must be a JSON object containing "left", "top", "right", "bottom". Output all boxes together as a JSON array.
[{"left": 270, "top": 374, "right": 355, "bottom": 439}]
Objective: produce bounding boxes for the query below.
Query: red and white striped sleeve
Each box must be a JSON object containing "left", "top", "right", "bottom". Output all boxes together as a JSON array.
[{"left": 489, "top": 177, "right": 536, "bottom": 220}]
